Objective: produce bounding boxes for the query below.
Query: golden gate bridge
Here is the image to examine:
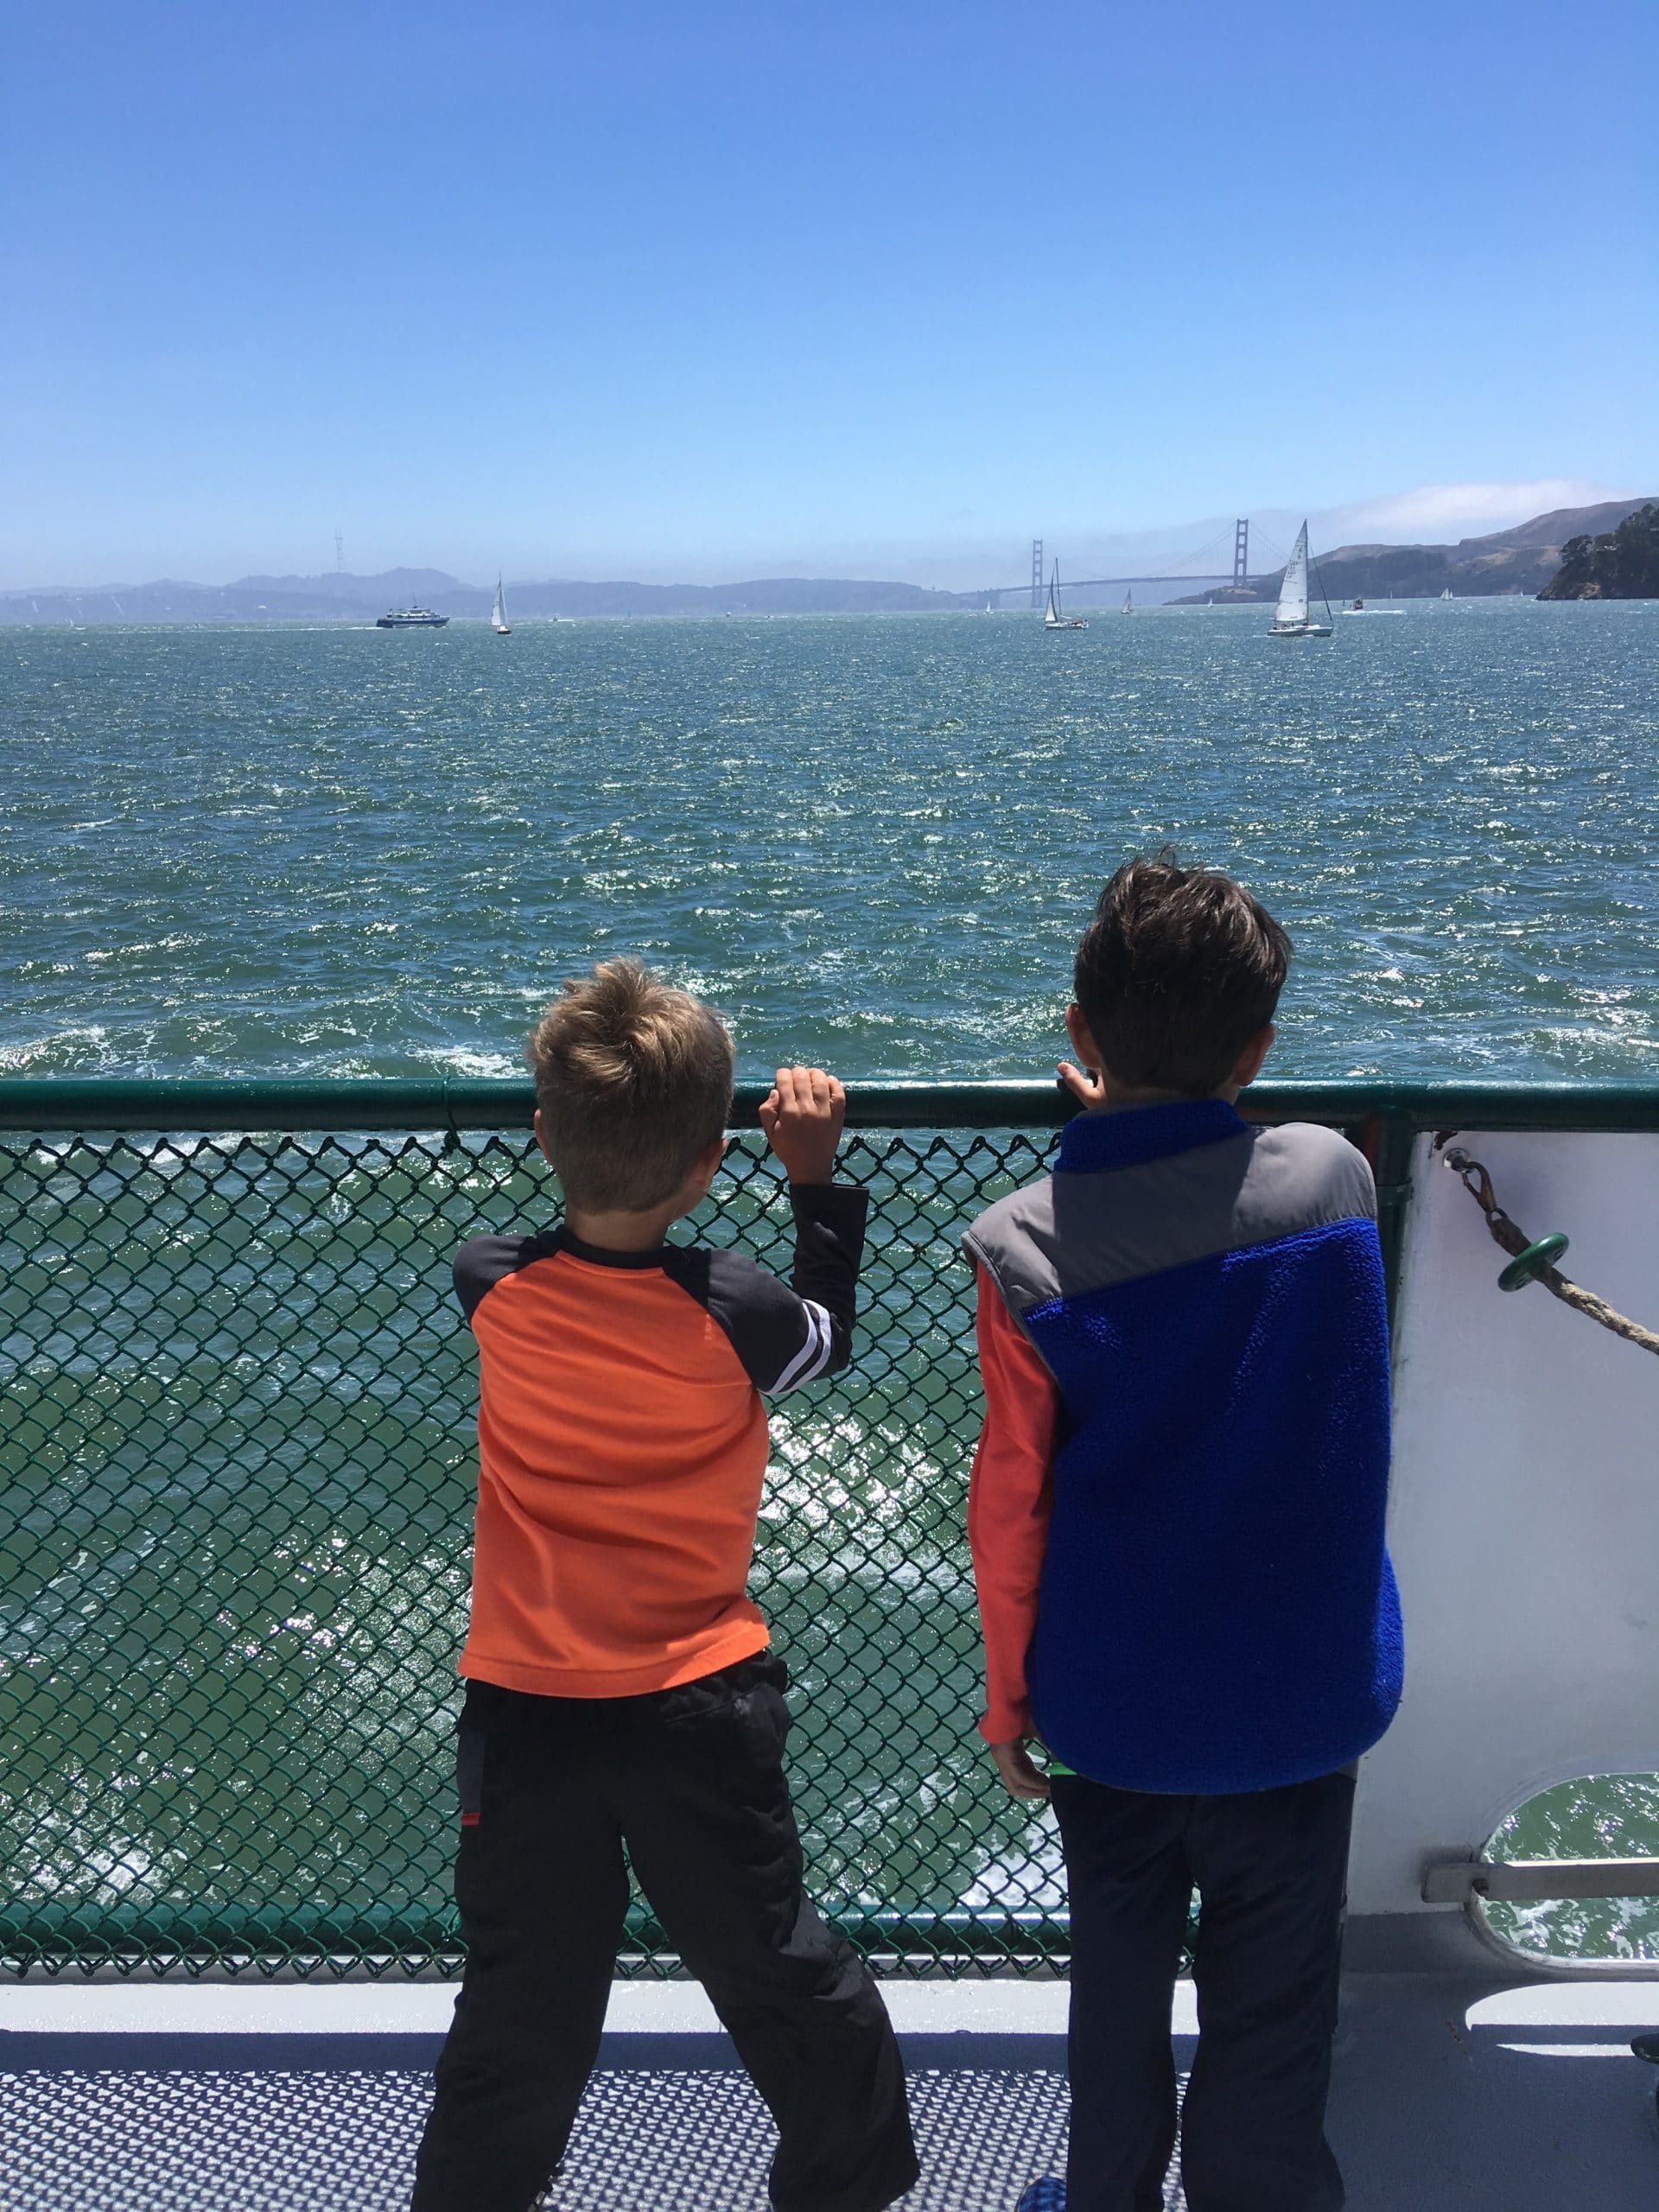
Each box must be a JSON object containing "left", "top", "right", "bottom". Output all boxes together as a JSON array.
[{"left": 983, "top": 519, "right": 1264, "bottom": 606}]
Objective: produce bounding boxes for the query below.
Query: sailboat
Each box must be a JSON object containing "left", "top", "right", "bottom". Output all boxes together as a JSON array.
[
  {"left": 491, "top": 578, "right": 511, "bottom": 636},
  {"left": 1044, "top": 563, "right": 1087, "bottom": 632},
  {"left": 1268, "top": 522, "right": 1332, "bottom": 638},
  {"left": 1122, "top": 588, "right": 1135, "bottom": 615},
  {"left": 1440, "top": 586, "right": 1454, "bottom": 601}
]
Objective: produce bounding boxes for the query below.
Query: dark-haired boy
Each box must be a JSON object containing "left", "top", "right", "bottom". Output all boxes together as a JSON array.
[
  {"left": 410, "top": 957, "right": 917, "bottom": 2212},
  {"left": 963, "top": 859, "right": 1402, "bottom": 2212}
]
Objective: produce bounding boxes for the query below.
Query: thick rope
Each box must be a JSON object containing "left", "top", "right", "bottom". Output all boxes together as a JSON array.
[{"left": 1438, "top": 1143, "right": 1659, "bottom": 1358}]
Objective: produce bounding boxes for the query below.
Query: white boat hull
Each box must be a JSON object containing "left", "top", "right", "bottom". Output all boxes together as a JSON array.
[{"left": 1269, "top": 620, "right": 1332, "bottom": 638}]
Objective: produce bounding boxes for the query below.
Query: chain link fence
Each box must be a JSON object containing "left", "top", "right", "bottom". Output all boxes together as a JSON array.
[{"left": 1, "top": 1090, "right": 1081, "bottom": 1979}]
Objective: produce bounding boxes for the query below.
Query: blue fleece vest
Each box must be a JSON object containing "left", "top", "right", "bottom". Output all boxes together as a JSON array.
[{"left": 963, "top": 1102, "right": 1402, "bottom": 1794}]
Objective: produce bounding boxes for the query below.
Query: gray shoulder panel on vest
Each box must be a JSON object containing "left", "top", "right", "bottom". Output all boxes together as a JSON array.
[{"left": 963, "top": 1121, "right": 1376, "bottom": 1320}]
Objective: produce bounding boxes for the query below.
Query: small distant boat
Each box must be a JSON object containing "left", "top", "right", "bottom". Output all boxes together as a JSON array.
[
  {"left": 1122, "top": 588, "right": 1135, "bottom": 615},
  {"left": 1344, "top": 596, "right": 1404, "bottom": 617},
  {"left": 1269, "top": 523, "right": 1332, "bottom": 638},
  {"left": 1440, "top": 586, "right": 1454, "bottom": 601},
  {"left": 1044, "top": 563, "right": 1087, "bottom": 632},
  {"left": 491, "top": 578, "right": 511, "bottom": 636},
  {"left": 376, "top": 607, "right": 449, "bottom": 628}
]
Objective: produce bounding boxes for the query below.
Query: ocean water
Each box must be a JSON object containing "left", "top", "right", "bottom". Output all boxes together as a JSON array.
[
  {"left": 3, "top": 604, "right": 1657, "bottom": 1972},
  {"left": 3, "top": 600, "right": 1656, "bottom": 1081}
]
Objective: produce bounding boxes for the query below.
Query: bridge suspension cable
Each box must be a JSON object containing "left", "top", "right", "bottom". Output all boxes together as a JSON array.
[{"left": 984, "top": 518, "right": 1255, "bottom": 603}]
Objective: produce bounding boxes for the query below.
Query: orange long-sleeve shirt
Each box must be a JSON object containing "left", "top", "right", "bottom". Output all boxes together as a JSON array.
[
  {"left": 967, "top": 1263, "right": 1062, "bottom": 1744},
  {"left": 453, "top": 1185, "right": 867, "bottom": 1698}
]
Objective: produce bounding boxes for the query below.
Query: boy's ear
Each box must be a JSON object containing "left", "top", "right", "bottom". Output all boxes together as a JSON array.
[
  {"left": 1065, "top": 1001, "right": 1103, "bottom": 1071},
  {"left": 1231, "top": 1024, "right": 1275, "bottom": 1090},
  {"left": 533, "top": 1108, "right": 556, "bottom": 1169}
]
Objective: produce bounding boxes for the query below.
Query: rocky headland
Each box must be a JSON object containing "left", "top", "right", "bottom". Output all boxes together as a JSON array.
[{"left": 1537, "top": 503, "right": 1659, "bottom": 600}]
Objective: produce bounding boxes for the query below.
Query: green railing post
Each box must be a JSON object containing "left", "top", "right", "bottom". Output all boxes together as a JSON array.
[{"left": 1363, "top": 1109, "right": 1417, "bottom": 1324}]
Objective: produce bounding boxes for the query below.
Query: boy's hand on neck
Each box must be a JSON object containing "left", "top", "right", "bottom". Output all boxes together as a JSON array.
[
  {"left": 1056, "top": 1059, "right": 1189, "bottom": 1113},
  {"left": 1059, "top": 1003, "right": 1275, "bottom": 1112},
  {"left": 1057, "top": 1052, "right": 1185, "bottom": 1115},
  {"left": 760, "top": 1065, "right": 846, "bottom": 1185}
]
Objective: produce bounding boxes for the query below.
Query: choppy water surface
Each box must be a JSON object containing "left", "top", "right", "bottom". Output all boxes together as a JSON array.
[
  {"left": 3, "top": 601, "right": 1656, "bottom": 1079},
  {"left": 2, "top": 606, "right": 1657, "bottom": 1970}
]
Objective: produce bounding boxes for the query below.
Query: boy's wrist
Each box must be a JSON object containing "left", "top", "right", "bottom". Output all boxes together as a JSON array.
[
  {"left": 788, "top": 1167, "right": 860, "bottom": 1196},
  {"left": 787, "top": 1176, "right": 866, "bottom": 1218}
]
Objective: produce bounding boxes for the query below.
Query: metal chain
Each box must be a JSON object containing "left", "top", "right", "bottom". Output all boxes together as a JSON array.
[{"left": 1437, "top": 1140, "right": 1659, "bottom": 1357}]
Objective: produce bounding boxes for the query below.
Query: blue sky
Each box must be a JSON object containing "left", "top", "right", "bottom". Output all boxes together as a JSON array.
[{"left": 4, "top": 1, "right": 1655, "bottom": 588}]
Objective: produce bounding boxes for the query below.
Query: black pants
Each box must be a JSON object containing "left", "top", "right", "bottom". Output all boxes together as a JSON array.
[
  {"left": 410, "top": 1653, "right": 917, "bottom": 2212},
  {"left": 1052, "top": 1767, "right": 1355, "bottom": 2212}
]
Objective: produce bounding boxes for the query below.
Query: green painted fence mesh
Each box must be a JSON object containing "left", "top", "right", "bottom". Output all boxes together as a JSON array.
[
  {"left": 1, "top": 1096, "right": 1077, "bottom": 1979},
  {"left": 6, "top": 1077, "right": 1654, "bottom": 1982}
]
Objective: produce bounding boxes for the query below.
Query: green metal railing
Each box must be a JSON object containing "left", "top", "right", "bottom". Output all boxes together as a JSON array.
[{"left": 2, "top": 1077, "right": 1656, "bottom": 1980}]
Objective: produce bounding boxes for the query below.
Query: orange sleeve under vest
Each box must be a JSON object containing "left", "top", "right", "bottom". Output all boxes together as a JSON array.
[{"left": 968, "top": 1262, "right": 1062, "bottom": 1745}]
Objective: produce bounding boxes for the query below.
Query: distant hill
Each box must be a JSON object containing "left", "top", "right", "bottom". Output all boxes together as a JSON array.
[
  {"left": 0, "top": 568, "right": 969, "bottom": 625},
  {"left": 13, "top": 499, "right": 1657, "bottom": 623},
  {"left": 1537, "top": 503, "right": 1659, "bottom": 600},
  {"left": 1172, "top": 497, "right": 1659, "bottom": 604},
  {"left": 0, "top": 569, "right": 480, "bottom": 625}
]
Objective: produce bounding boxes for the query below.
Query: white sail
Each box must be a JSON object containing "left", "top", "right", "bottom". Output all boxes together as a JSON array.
[
  {"left": 1046, "top": 569, "right": 1061, "bottom": 625},
  {"left": 1275, "top": 524, "right": 1310, "bottom": 628},
  {"left": 492, "top": 578, "right": 509, "bottom": 631}
]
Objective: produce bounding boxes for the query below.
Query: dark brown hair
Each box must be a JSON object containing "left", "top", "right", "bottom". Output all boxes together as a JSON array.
[
  {"left": 527, "top": 958, "right": 734, "bottom": 1211},
  {"left": 1073, "top": 852, "right": 1291, "bottom": 1096}
]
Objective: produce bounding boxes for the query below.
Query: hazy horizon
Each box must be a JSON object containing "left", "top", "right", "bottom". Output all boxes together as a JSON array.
[{"left": 6, "top": 480, "right": 1649, "bottom": 599}]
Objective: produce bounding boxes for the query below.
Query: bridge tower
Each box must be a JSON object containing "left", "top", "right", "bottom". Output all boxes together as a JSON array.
[
  {"left": 1233, "top": 518, "right": 1249, "bottom": 588},
  {"left": 1031, "top": 538, "right": 1044, "bottom": 609}
]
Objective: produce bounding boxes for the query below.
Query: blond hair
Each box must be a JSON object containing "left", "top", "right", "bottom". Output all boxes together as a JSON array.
[{"left": 527, "top": 959, "right": 734, "bottom": 1211}]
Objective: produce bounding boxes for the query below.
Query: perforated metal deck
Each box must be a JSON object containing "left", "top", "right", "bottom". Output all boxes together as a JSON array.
[
  {"left": 6, "top": 1975, "right": 1657, "bottom": 2211},
  {"left": 0, "top": 2035, "right": 1117, "bottom": 2212}
]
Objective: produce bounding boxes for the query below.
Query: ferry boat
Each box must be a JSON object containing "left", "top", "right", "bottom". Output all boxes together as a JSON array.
[
  {"left": 375, "top": 606, "right": 450, "bottom": 628},
  {"left": 2, "top": 1073, "right": 1657, "bottom": 2209}
]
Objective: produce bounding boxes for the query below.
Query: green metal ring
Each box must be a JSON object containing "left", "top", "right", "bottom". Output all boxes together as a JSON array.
[{"left": 1498, "top": 1233, "right": 1569, "bottom": 1292}]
